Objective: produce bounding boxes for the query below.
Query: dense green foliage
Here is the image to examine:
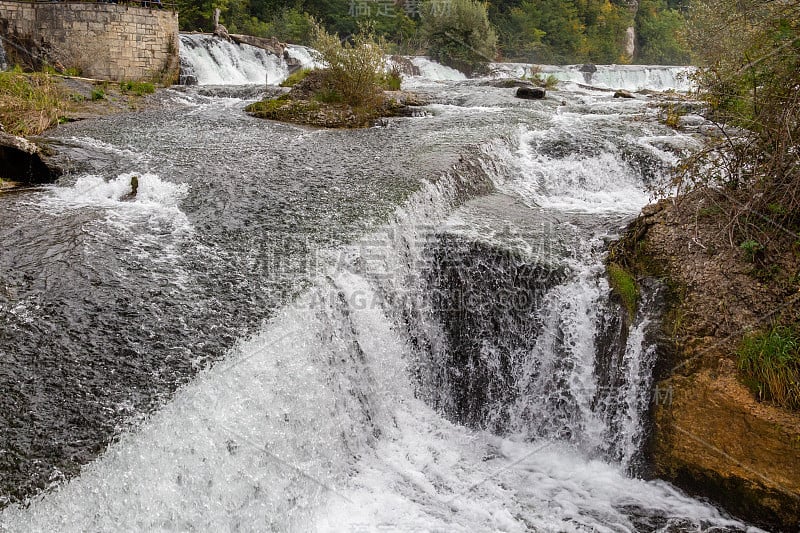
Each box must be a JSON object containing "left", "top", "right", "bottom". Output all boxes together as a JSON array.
[
  {"left": 738, "top": 326, "right": 800, "bottom": 410},
  {"left": 635, "top": 0, "right": 689, "bottom": 64},
  {"left": 175, "top": 0, "right": 690, "bottom": 67},
  {"left": 492, "top": 0, "right": 688, "bottom": 64},
  {"left": 420, "top": 0, "right": 498, "bottom": 74}
]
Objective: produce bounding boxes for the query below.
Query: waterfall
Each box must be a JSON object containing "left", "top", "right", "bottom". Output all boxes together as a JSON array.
[
  {"left": 178, "top": 34, "right": 316, "bottom": 86},
  {"left": 491, "top": 63, "right": 695, "bottom": 92},
  {"left": 0, "top": 57, "right": 751, "bottom": 531}
]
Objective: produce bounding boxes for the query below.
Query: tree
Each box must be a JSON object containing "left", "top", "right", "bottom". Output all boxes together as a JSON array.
[
  {"left": 676, "top": 0, "right": 800, "bottom": 237},
  {"left": 420, "top": 0, "right": 499, "bottom": 75},
  {"left": 634, "top": 0, "right": 689, "bottom": 64},
  {"left": 578, "top": 0, "right": 633, "bottom": 63}
]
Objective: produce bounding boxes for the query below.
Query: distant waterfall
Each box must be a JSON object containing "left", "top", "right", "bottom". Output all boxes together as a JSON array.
[
  {"left": 178, "top": 34, "right": 315, "bottom": 86},
  {"left": 491, "top": 63, "right": 695, "bottom": 92}
]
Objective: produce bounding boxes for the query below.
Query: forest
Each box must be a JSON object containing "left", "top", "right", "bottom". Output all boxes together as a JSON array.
[{"left": 175, "top": 0, "right": 692, "bottom": 65}]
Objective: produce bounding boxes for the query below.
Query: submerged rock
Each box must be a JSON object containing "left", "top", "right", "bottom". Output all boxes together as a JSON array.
[
  {"left": 516, "top": 86, "right": 546, "bottom": 100},
  {"left": 485, "top": 78, "right": 536, "bottom": 89},
  {"left": 614, "top": 90, "right": 635, "bottom": 99}
]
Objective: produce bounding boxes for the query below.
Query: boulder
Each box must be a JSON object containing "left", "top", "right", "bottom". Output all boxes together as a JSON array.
[
  {"left": 579, "top": 64, "right": 597, "bottom": 73},
  {"left": 0, "top": 132, "right": 61, "bottom": 184},
  {"left": 613, "top": 90, "right": 635, "bottom": 99},
  {"left": 516, "top": 86, "right": 546, "bottom": 100},
  {"left": 213, "top": 24, "right": 232, "bottom": 42}
]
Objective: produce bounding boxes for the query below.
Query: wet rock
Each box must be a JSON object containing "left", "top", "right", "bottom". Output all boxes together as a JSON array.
[
  {"left": 389, "top": 55, "right": 420, "bottom": 77},
  {"left": 611, "top": 191, "right": 800, "bottom": 531},
  {"left": 485, "top": 79, "right": 535, "bottom": 89},
  {"left": 120, "top": 175, "right": 139, "bottom": 202},
  {"left": 614, "top": 90, "right": 635, "bottom": 99},
  {"left": 0, "top": 132, "right": 61, "bottom": 184},
  {"left": 579, "top": 64, "right": 598, "bottom": 73},
  {"left": 516, "top": 86, "right": 546, "bottom": 100},
  {"left": 231, "top": 34, "right": 285, "bottom": 56}
]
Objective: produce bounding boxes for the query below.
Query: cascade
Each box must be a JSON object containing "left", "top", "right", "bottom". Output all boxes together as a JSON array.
[
  {"left": 0, "top": 56, "right": 752, "bottom": 531},
  {"left": 178, "top": 34, "right": 316, "bottom": 86}
]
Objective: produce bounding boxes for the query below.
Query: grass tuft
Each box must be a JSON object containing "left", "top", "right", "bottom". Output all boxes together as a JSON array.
[
  {"left": 280, "top": 68, "right": 312, "bottom": 88},
  {"left": 119, "top": 81, "right": 155, "bottom": 96},
  {"left": 738, "top": 325, "right": 800, "bottom": 410},
  {"left": 0, "top": 71, "right": 65, "bottom": 136}
]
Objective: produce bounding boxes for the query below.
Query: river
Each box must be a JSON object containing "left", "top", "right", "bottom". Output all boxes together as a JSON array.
[{"left": 0, "top": 36, "right": 756, "bottom": 532}]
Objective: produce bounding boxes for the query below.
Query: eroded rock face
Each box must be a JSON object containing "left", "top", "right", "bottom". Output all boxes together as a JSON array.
[
  {"left": 610, "top": 192, "right": 800, "bottom": 531},
  {"left": 651, "top": 368, "right": 800, "bottom": 530},
  {"left": 0, "top": 132, "right": 61, "bottom": 184}
]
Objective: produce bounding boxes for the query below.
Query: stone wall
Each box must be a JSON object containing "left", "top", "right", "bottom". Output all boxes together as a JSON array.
[{"left": 0, "top": 1, "right": 178, "bottom": 82}]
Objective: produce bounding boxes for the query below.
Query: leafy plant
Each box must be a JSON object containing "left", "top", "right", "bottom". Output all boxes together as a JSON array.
[
  {"left": 91, "top": 88, "right": 105, "bottom": 101},
  {"left": 420, "top": 0, "right": 498, "bottom": 76},
  {"left": 0, "top": 71, "right": 65, "bottom": 135},
  {"left": 378, "top": 65, "right": 402, "bottom": 91},
  {"left": 312, "top": 23, "right": 387, "bottom": 107},
  {"left": 523, "top": 67, "right": 558, "bottom": 89},
  {"left": 738, "top": 325, "right": 800, "bottom": 410},
  {"left": 739, "top": 239, "right": 763, "bottom": 262}
]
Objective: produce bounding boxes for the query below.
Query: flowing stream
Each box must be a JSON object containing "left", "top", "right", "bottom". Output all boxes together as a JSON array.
[{"left": 0, "top": 39, "right": 755, "bottom": 532}]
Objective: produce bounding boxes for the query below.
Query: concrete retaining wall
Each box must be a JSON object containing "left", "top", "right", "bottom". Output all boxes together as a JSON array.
[{"left": 0, "top": 1, "right": 178, "bottom": 82}]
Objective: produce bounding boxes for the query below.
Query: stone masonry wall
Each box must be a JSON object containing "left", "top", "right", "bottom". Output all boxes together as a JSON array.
[{"left": 0, "top": 1, "right": 178, "bottom": 82}]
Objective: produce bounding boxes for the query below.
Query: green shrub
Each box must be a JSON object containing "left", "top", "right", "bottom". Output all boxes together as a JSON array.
[
  {"left": 420, "top": 0, "right": 498, "bottom": 76},
  {"left": 312, "top": 24, "right": 386, "bottom": 107},
  {"left": 607, "top": 262, "right": 639, "bottom": 319},
  {"left": 91, "top": 88, "right": 105, "bottom": 101},
  {"left": 280, "top": 68, "right": 312, "bottom": 88},
  {"left": 526, "top": 68, "right": 560, "bottom": 89},
  {"left": 740, "top": 239, "right": 763, "bottom": 262},
  {"left": 378, "top": 66, "right": 402, "bottom": 91},
  {"left": 119, "top": 81, "right": 155, "bottom": 96},
  {"left": 0, "top": 71, "right": 65, "bottom": 135},
  {"left": 738, "top": 325, "right": 800, "bottom": 410}
]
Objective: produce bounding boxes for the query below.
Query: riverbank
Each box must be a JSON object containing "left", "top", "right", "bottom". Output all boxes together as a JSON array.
[
  {"left": 0, "top": 71, "right": 162, "bottom": 186},
  {"left": 609, "top": 191, "right": 800, "bottom": 531}
]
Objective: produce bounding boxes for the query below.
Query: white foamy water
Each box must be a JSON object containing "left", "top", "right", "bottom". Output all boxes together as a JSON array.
[
  {"left": 180, "top": 34, "right": 303, "bottom": 85},
  {"left": 48, "top": 173, "right": 186, "bottom": 208},
  {"left": 486, "top": 115, "right": 682, "bottom": 214},
  {"left": 37, "top": 172, "right": 193, "bottom": 262},
  {"left": 0, "top": 252, "right": 750, "bottom": 533},
  {"left": 492, "top": 63, "right": 694, "bottom": 92},
  {"left": 0, "top": 51, "right": 763, "bottom": 533},
  {"left": 410, "top": 57, "right": 468, "bottom": 82}
]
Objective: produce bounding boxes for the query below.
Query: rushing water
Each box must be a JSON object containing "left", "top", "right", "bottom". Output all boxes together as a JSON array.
[{"left": 0, "top": 40, "right": 756, "bottom": 531}]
